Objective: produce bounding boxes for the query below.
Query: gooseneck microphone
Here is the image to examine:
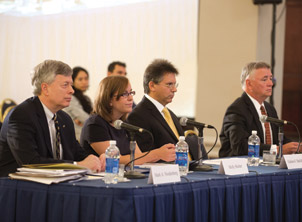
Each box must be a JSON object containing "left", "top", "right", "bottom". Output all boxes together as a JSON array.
[
  {"left": 260, "top": 115, "right": 291, "bottom": 126},
  {"left": 179, "top": 117, "right": 214, "bottom": 129},
  {"left": 113, "top": 120, "right": 145, "bottom": 133}
]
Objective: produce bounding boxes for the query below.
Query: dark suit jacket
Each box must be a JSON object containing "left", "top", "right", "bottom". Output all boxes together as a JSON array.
[
  {"left": 219, "top": 92, "right": 291, "bottom": 157},
  {"left": 127, "top": 96, "right": 200, "bottom": 160},
  {"left": 0, "top": 96, "right": 88, "bottom": 177}
]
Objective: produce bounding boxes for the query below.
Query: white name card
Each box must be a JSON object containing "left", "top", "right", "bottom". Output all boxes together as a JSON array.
[
  {"left": 218, "top": 158, "right": 249, "bottom": 175},
  {"left": 147, "top": 164, "right": 181, "bottom": 185},
  {"left": 279, "top": 154, "right": 302, "bottom": 169}
]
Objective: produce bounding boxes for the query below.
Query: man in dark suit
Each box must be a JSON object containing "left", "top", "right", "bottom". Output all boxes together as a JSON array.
[
  {"left": 127, "top": 59, "right": 199, "bottom": 160},
  {"left": 0, "top": 60, "right": 104, "bottom": 177},
  {"left": 219, "top": 62, "right": 299, "bottom": 157}
]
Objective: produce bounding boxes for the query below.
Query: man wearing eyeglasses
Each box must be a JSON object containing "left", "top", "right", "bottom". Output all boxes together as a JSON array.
[
  {"left": 127, "top": 59, "right": 198, "bottom": 160},
  {"left": 0, "top": 60, "right": 105, "bottom": 177}
]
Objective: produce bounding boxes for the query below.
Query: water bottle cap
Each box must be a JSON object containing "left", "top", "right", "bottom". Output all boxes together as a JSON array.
[
  {"left": 179, "top": 136, "right": 185, "bottom": 141},
  {"left": 252, "top": 130, "right": 257, "bottom": 135},
  {"left": 109, "top": 140, "right": 116, "bottom": 145}
]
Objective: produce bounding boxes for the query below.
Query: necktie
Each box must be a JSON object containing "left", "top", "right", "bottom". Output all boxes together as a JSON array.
[
  {"left": 260, "top": 105, "right": 272, "bottom": 144},
  {"left": 162, "top": 107, "right": 192, "bottom": 161},
  {"left": 53, "top": 114, "right": 61, "bottom": 159},
  {"left": 162, "top": 107, "right": 179, "bottom": 139}
]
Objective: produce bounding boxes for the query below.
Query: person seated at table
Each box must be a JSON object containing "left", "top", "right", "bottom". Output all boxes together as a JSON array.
[
  {"left": 219, "top": 61, "right": 299, "bottom": 157},
  {"left": 64, "top": 66, "right": 92, "bottom": 141},
  {"left": 0, "top": 60, "right": 105, "bottom": 177},
  {"left": 80, "top": 75, "right": 175, "bottom": 165}
]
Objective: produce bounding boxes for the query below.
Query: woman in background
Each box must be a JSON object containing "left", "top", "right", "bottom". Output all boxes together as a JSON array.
[
  {"left": 80, "top": 75, "right": 175, "bottom": 165},
  {"left": 64, "top": 66, "right": 92, "bottom": 141}
]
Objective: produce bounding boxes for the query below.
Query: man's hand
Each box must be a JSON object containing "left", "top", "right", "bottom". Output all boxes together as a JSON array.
[
  {"left": 153, "top": 143, "right": 176, "bottom": 162},
  {"left": 280, "top": 142, "right": 300, "bottom": 154},
  {"left": 77, "top": 154, "right": 104, "bottom": 172}
]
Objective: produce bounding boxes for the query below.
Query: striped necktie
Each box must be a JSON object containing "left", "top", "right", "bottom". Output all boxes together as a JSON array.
[
  {"left": 53, "top": 114, "right": 61, "bottom": 159},
  {"left": 260, "top": 105, "right": 272, "bottom": 144}
]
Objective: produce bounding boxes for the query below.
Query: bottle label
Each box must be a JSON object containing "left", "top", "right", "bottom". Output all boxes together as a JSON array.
[
  {"left": 105, "top": 158, "right": 119, "bottom": 174},
  {"left": 248, "top": 144, "right": 260, "bottom": 158},
  {"left": 175, "top": 152, "right": 188, "bottom": 167}
]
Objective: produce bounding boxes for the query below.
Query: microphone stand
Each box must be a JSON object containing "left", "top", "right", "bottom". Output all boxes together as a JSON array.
[
  {"left": 276, "top": 125, "right": 284, "bottom": 164},
  {"left": 190, "top": 127, "right": 213, "bottom": 171},
  {"left": 124, "top": 131, "right": 146, "bottom": 179}
]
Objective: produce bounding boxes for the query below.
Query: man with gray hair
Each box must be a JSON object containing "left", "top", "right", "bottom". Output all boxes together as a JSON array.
[
  {"left": 0, "top": 60, "right": 105, "bottom": 177},
  {"left": 219, "top": 61, "right": 298, "bottom": 157}
]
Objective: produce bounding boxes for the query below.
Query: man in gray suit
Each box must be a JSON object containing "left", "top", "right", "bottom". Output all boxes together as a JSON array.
[{"left": 0, "top": 60, "right": 105, "bottom": 177}]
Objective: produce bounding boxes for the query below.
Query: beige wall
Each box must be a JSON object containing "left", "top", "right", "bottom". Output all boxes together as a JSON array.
[
  {"left": 256, "top": 2, "right": 286, "bottom": 117},
  {"left": 196, "top": 0, "right": 258, "bottom": 150}
]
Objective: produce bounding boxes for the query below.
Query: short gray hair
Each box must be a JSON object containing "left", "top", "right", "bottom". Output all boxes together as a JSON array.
[
  {"left": 31, "top": 60, "right": 72, "bottom": 95},
  {"left": 240, "top": 61, "right": 270, "bottom": 90}
]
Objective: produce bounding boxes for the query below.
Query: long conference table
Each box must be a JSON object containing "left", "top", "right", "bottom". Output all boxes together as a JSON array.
[{"left": 0, "top": 162, "right": 302, "bottom": 222}]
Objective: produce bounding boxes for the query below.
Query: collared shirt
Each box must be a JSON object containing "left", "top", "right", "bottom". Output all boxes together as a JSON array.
[
  {"left": 246, "top": 93, "right": 272, "bottom": 144},
  {"left": 41, "top": 101, "right": 63, "bottom": 160},
  {"left": 144, "top": 94, "right": 166, "bottom": 118}
]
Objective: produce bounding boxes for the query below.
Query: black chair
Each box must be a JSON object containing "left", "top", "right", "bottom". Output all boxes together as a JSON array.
[
  {"left": 185, "top": 129, "right": 213, "bottom": 171},
  {"left": 185, "top": 130, "right": 208, "bottom": 160},
  {"left": 0, "top": 98, "right": 17, "bottom": 123}
]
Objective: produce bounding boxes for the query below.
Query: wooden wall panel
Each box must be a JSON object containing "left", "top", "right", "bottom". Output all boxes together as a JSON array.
[{"left": 282, "top": 0, "right": 302, "bottom": 139}]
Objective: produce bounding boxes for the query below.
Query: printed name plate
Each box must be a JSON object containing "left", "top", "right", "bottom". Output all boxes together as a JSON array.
[
  {"left": 148, "top": 164, "right": 181, "bottom": 185},
  {"left": 279, "top": 154, "right": 302, "bottom": 169},
  {"left": 218, "top": 158, "right": 249, "bottom": 175}
]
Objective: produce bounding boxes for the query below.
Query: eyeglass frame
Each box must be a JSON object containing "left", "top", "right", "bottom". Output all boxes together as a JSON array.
[
  {"left": 158, "top": 82, "right": 179, "bottom": 89},
  {"left": 114, "top": 90, "right": 136, "bottom": 98}
]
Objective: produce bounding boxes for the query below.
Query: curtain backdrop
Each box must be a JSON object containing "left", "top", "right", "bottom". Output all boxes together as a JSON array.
[{"left": 0, "top": 0, "right": 198, "bottom": 117}]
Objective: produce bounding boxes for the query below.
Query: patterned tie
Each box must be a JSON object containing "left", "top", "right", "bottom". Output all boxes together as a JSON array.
[
  {"left": 162, "top": 107, "right": 179, "bottom": 139},
  {"left": 260, "top": 105, "right": 272, "bottom": 144},
  {"left": 53, "top": 114, "right": 61, "bottom": 159}
]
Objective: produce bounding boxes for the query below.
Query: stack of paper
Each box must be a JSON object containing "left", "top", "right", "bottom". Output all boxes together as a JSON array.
[{"left": 9, "top": 163, "right": 89, "bottom": 185}]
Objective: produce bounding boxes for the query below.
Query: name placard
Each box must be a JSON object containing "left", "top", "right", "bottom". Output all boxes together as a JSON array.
[
  {"left": 147, "top": 164, "right": 181, "bottom": 185},
  {"left": 279, "top": 154, "right": 302, "bottom": 169},
  {"left": 218, "top": 158, "right": 249, "bottom": 175}
]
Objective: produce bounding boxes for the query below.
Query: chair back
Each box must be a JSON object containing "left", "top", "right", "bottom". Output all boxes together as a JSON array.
[
  {"left": 185, "top": 130, "right": 208, "bottom": 160},
  {"left": 0, "top": 98, "right": 17, "bottom": 122}
]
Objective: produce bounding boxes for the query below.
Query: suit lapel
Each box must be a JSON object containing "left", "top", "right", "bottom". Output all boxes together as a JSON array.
[
  {"left": 33, "top": 97, "right": 54, "bottom": 157},
  {"left": 143, "top": 97, "right": 179, "bottom": 141},
  {"left": 242, "top": 93, "right": 265, "bottom": 141}
]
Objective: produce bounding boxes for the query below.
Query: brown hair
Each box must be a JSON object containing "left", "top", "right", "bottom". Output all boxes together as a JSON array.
[{"left": 93, "top": 75, "right": 129, "bottom": 122}]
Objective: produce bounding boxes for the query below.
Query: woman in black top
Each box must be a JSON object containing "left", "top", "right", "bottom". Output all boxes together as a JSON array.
[{"left": 81, "top": 75, "right": 175, "bottom": 164}]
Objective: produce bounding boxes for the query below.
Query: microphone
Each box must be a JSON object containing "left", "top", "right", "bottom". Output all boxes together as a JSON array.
[
  {"left": 260, "top": 115, "right": 291, "bottom": 126},
  {"left": 179, "top": 117, "right": 214, "bottom": 129},
  {"left": 113, "top": 120, "right": 145, "bottom": 133}
]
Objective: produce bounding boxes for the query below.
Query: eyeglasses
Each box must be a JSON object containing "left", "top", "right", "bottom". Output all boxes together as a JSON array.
[
  {"left": 119, "top": 90, "right": 136, "bottom": 98},
  {"left": 161, "top": 82, "right": 179, "bottom": 89}
]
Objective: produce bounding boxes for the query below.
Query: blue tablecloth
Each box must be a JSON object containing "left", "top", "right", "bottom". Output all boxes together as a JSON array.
[{"left": 1, "top": 164, "right": 302, "bottom": 222}]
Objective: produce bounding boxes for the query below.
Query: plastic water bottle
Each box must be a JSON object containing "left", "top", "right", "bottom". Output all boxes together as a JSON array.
[
  {"left": 248, "top": 131, "right": 260, "bottom": 166},
  {"left": 175, "top": 136, "right": 189, "bottom": 176},
  {"left": 270, "top": 144, "right": 277, "bottom": 156},
  {"left": 104, "top": 140, "right": 120, "bottom": 184}
]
